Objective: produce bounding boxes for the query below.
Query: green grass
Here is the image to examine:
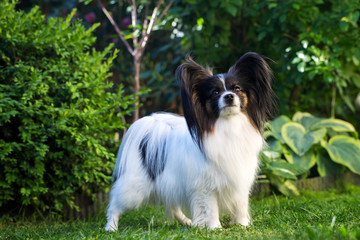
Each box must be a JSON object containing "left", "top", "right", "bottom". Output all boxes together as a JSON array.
[{"left": 1, "top": 186, "right": 360, "bottom": 240}]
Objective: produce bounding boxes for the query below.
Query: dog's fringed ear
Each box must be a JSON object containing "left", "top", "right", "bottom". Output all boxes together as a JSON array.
[
  {"left": 176, "top": 55, "right": 213, "bottom": 94},
  {"left": 176, "top": 55, "right": 213, "bottom": 145},
  {"left": 229, "top": 52, "right": 276, "bottom": 131}
]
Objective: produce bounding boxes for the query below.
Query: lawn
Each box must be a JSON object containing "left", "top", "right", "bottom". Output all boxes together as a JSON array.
[{"left": 1, "top": 186, "right": 360, "bottom": 240}]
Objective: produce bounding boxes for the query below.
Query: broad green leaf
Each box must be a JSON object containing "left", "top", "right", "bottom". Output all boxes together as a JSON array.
[
  {"left": 265, "top": 171, "right": 299, "bottom": 197},
  {"left": 272, "top": 115, "right": 291, "bottom": 132},
  {"left": 268, "top": 162, "right": 297, "bottom": 180},
  {"left": 282, "top": 122, "right": 326, "bottom": 155},
  {"left": 268, "top": 115, "right": 291, "bottom": 143},
  {"left": 284, "top": 147, "right": 316, "bottom": 170},
  {"left": 281, "top": 180, "right": 300, "bottom": 197},
  {"left": 292, "top": 112, "right": 323, "bottom": 131},
  {"left": 269, "top": 161, "right": 308, "bottom": 178},
  {"left": 316, "top": 151, "right": 343, "bottom": 177},
  {"left": 311, "top": 118, "right": 356, "bottom": 134},
  {"left": 267, "top": 139, "right": 283, "bottom": 153},
  {"left": 259, "top": 151, "right": 272, "bottom": 164},
  {"left": 264, "top": 131, "right": 281, "bottom": 142},
  {"left": 262, "top": 150, "right": 281, "bottom": 159},
  {"left": 292, "top": 112, "right": 313, "bottom": 122},
  {"left": 322, "top": 136, "right": 360, "bottom": 175}
]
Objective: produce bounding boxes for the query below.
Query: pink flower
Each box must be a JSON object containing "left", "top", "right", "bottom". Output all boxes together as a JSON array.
[
  {"left": 84, "top": 12, "right": 96, "bottom": 23},
  {"left": 112, "top": 38, "right": 119, "bottom": 43},
  {"left": 121, "top": 17, "right": 131, "bottom": 29}
]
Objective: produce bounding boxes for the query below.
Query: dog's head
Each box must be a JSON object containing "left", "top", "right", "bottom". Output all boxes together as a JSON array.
[{"left": 176, "top": 52, "right": 276, "bottom": 146}]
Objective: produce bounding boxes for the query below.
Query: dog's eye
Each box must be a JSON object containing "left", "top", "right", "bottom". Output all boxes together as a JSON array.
[
  {"left": 234, "top": 86, "right": 242, "bottom": 93},
  {"left": 211, "top": 90, "right": 220, "bottom": 96}
]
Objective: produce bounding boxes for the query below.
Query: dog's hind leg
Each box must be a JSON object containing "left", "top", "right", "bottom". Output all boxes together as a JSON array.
[
  {"left": 105, "top": 205, "right": 122, "bottom": 232},
  {"left": 105, "top": 187, "right": 124, "bottom": 232},
  {"left": 105, "top": 176, "right": 152, "bottom": 231}
]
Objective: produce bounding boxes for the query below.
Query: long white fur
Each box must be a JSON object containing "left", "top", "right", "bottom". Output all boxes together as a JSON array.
[{"left": 105, "top": 96, "right": 263, "bottom": 231}]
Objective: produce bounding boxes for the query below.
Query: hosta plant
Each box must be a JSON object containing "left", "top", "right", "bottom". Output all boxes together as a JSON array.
[{"left": 260, "top": 112, "right": 360, "bottom": 196}]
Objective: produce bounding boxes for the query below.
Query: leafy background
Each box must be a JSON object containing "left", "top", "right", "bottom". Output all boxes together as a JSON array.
[
  {"left": 1, "top": 0, "right": 360, "bottom": 216},
  {"left": 17, "top": 0, "right": 360, "bottom": 124}
]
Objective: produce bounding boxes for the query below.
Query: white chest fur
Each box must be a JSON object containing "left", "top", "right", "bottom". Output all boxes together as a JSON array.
[{"left": 202, "top": 113, "right": 263, "bottom": 190}]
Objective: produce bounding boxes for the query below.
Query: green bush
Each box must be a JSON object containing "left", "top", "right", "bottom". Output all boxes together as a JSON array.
[
  {"left": 0, "top": 1, "right": 136, "bottom": 215},
  {"left": 261, "top": 112, "right": 360, "bottom": 196}
]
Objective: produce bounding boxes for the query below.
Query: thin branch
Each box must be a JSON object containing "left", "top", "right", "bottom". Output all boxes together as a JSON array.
[
  {"left": 138, "top": 0, "right": 163, "bottom": 49},
  {"left": 283, "top": 33, "right": 301, "bottom": 46},
  {"left": 130, "top": 0, "right": 138, "bottom": 47},
  {"left": 154, "top": 0, "right": 174, "bottom": 26},
  {"left": 146, "top": 0, "right": 163, "bottom": 35},
  {"left": 97, "top": 0, "right": 135, "bottom": 56},
  {"left": 121, "top": 115, "right": 127, "bottom": 140},
  {"left": 142, "top": 5, "right": 149, "bottom": 38}
]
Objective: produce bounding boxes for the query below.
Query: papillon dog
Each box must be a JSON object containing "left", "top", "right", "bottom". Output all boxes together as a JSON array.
[{"left": 105, "top": 52, "right": 276, "bottom": 231}]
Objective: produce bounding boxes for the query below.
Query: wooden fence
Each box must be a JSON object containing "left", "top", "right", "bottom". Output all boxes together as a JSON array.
[{"left": 64, "top": 172, "right": 360, "bottom": 220}]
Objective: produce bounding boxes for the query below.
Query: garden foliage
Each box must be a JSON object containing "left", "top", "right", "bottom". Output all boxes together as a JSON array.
[
  {"left": 16, "top": 0, "right": 360, "bottom": 127},
  {"left": 0, "top": 1, "right": 135, "bottom": 214},
  {"left": 2, "top": 0, "right": 360, "bottom": 213},
  {"left": 176, "top": 0, "right": 360, "bottom": 127},
  {"left": 261, "top": 112, "right": 360, "bottom": 196}
]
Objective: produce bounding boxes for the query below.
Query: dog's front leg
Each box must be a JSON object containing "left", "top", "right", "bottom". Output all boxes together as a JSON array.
[
  {"left": 231, "top": 195, "right": 250, "bottom": 227},
  {"left": 191, "top": 192, "right": 222, "bottom": 230}
]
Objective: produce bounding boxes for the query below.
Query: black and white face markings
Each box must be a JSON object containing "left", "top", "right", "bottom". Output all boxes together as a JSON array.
[
  {"left": 192, "top": 74, "right": 249, "bottom": 120},
  {"left": 210, "top": 74, "right": 248, "bottom": 112},
  {"left": 193, "top": 75, "right": 225, "bottom": 118},
  {"left": 139, "top": 133, "right": 167, "bottom": 181},
  {"left": 222, "top": 74, "right": 248, "bottom": 111}
]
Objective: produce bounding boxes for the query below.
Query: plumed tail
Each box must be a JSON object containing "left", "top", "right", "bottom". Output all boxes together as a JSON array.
[{"left": 112, "top": 113, "right": 186, "bottom": 182}]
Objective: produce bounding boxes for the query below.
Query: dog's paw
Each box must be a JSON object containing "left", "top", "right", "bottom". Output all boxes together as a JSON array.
[
  {"left": 207, "top": 222, "right": 222, "bottom": 231},
  {"left": 182, "top": 218, "right": 192, "bottom": 226},
  {"left": 230, "top": 217, "right": 250, "bottom": 227},
  {"left": 193, "top": 221, "right": 222, "bottom": 230},
  {"left": 105, "top": 224, "right": 117, "bottom": 232}
]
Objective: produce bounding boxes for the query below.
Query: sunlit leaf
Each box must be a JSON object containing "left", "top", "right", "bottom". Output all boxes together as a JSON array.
[
  {"left": 281, "top": 122, "right": 326, "bottom": 155},
  {"left": 322, "top": 136, "right": 360, "bottom": 175},
  {"left": 316, "top": 151, "right": 343, "bottom": 177},
  {"left": 284, "top": 147, "right": 316, "bottom": 170}
]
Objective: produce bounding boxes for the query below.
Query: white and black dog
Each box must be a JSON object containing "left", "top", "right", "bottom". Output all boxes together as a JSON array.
[{"left": 105, "top": 52, "right": 276, "bottom": 231}]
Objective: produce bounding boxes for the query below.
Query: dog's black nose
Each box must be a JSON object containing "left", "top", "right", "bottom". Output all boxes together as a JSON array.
[{"left": 224, "top": 94, "right": 234, "bottom": 104}]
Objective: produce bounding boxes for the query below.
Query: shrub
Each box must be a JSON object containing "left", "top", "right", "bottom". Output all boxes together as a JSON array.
[
  {"left": 0, "top": 1, "right": 136, "bottom": 215},
  {"left": 261, "top": 112, "right": 360, "bottom": 196}
]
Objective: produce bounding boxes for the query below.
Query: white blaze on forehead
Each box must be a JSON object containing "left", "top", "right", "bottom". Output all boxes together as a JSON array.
[
  {"left": 215, "top": 73, "right": 241, "bottom": 117},
  {"left": 217, "top": 74, "right": 226, "bottom": 90}
]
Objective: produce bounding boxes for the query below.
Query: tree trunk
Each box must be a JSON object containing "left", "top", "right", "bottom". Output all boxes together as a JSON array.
[
  {"left": 97, "top": 0, "right": 174, "bottom": 122},
  {"left": 133, "top": 55, "right": 141, "bottom": 121}
]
